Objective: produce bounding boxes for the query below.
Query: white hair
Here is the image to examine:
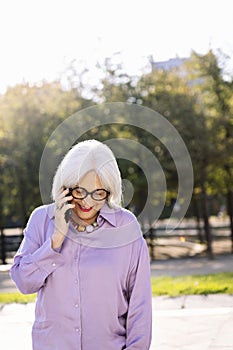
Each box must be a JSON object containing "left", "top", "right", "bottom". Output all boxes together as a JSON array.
[{"left": 51, "top": 139, "right": 122, "bottom": 208}]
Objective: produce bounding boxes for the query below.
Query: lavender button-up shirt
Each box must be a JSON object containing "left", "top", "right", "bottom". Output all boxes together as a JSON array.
[{"left": 10, "top": 203, "right": 152, "bottom": 350}]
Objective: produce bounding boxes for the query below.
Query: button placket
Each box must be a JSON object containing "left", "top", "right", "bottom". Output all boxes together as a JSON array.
[{"left": 73, "top": 244, "right": 81, "bottom": 338}]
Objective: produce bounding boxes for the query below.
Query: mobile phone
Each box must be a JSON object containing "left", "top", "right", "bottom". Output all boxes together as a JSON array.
[{"left": 64, "top": 188, "right": 72, "bottom": 223}]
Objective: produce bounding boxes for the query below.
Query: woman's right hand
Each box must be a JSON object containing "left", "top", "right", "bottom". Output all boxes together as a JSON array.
[{"left": 52, "top": 188, "right": 74, "bottom": 250}]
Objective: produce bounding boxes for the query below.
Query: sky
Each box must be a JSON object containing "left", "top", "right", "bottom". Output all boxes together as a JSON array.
[{"left": 0, "top": 0, "right": 233, "bottom": 94}]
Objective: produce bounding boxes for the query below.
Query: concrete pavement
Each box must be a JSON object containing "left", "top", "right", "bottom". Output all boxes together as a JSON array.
[
  {"left": 1, "top": 294, "right": 233, "bottom": 349},
  {"left": 152, "top": 294, "right": 233, "bottom": 349},
  {"left": 1, "top": 255, "right": 233, "bottom": 349},
  {"left": 150, "top": 253, "right": 233, "bottom": 277}
]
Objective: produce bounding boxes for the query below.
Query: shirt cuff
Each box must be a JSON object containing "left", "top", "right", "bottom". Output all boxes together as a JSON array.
[{"left": 31, "top": 237, "right": 65, "bottom": 274}]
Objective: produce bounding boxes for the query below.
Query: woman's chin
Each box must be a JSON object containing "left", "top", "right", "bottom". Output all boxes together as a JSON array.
[{"left": 73, "top": 207, "right": 98, "bottom": 223}]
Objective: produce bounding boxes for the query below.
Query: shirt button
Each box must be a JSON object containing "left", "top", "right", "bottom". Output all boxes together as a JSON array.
[
  {"left": 75, "top": 327, "right": 80, "bottom": 332},
  {"left": 52, "top": 263, "right": 56, "bottom": 267},
  {"left": 74, "top": 279, "right": 78, "bottom": 284},
  {"left": 75, "top": 304, "right": 79, "bottom": 308}
]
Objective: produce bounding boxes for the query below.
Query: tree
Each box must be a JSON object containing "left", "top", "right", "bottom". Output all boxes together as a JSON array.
[
  {"left": 187, "top": 50, "right": 233, "bottom": 253},
  {"left": 0, "top": 81, "right": 91, "bottom": 225}
]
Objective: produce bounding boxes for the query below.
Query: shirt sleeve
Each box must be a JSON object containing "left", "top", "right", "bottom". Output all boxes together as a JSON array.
[
  {"left": 10, "top": 207, "right": 65, "bottom": 295},
  {"left": 125, "top": 237, "right": 152, "bottom": 349}
]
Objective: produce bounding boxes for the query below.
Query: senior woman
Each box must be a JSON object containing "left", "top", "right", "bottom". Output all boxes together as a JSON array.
[{"left": 10, "top": 139, "right": 152, "bottom": 350}]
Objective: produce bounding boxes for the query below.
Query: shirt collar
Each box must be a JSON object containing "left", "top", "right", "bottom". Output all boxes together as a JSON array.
[{"left": 98, "top": 202, "right": 117, "bottom": 227}]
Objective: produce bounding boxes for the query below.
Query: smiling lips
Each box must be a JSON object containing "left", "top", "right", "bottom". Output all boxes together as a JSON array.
[{"left": 78, "top": 204, "right": 93, "bottom": 212}]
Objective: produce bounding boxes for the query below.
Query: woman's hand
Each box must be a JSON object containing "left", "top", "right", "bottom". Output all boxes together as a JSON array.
[{"left": 52, "top": 188, "right": 74, "bottom": 250}]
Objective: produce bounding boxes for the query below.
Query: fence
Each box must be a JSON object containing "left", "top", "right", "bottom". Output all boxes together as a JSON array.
[
  {"left": 0, "top": 228, "right": 23, "bottom": 264},
  {"left": 0, "top": 223, "right": 231, "bottom": 264}
]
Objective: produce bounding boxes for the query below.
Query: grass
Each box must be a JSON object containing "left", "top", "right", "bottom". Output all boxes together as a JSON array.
[
  {"left": 151, "top": 272, "right": 233, "bottom": 297},
  {"left": 0, "top": 292, "right": 36, "bottom": 304},
  {"left": 0, "top": 272, "right": 233, "bottom": 304}
]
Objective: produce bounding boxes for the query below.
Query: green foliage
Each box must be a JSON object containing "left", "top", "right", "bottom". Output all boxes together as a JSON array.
[
  {"left": 0, "top": 82, "right": 92, "bottom": 225},
  {"left": 0, "top": 49, "right": 233, "bottom": 234},
  {"left": 187, "top": 50, "right": 233, "bottom": 193}
]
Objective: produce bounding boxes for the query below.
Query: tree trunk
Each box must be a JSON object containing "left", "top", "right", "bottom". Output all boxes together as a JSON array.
[
  {"left": 192, "top": 196, "right": 205, "bottom": 243},
  {"left": 200, "top": 166, "right": 214, "bottom": 259},
  {"left": 226, "top": 190, "right": 233, "bottom": 253},
  {"left": 0, "top": 229, "right": 6, "bottom": 265},
  {"left": 149, "top": 226, "right": 156, "bottom": 261},
  {"left": 224, "top": 162, "right": 233, "bottom": 254}
]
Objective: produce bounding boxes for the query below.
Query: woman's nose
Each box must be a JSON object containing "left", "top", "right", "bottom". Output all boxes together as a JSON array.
[{"left": 81, "top": 196, "right": 93, "bottom": 206}]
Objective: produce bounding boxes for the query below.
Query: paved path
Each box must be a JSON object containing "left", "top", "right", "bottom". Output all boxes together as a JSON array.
[
  {"left": 152, "top": 294, "right": 233, "bottom": 349},
  {"left": 1, "top": 255, "right": 233, "bottom": 349},
  {"left": 1, "top": 295, "right": 233, "bottom": 349},
  {"left": 151, "top": 254, "right": 233, "bottom": 277}
]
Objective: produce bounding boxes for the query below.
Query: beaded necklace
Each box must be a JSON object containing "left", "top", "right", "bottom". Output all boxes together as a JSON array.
[{"left": 70, "top": 214, "right": 99, "bottom": 233}]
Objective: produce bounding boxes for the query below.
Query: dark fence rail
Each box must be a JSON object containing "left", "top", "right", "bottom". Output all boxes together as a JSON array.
[
  {"left": 0, "top": 224, "right": 231, "bottom": 264},
  {"left": 143, "top": 225, "right": 230, "bottom": 237},
  {"left": 0, "top": 228, "right": 23, "bottom": 264},
  {"left": 143, "top": 225, "right": 231, "bottom": 260}
]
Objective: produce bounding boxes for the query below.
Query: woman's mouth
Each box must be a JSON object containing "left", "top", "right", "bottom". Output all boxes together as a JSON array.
[{"left": 78, "top": 204, "right": 93, "bottom": 212}]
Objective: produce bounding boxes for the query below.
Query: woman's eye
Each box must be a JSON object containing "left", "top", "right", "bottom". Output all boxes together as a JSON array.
[
  {"left": 96, "top": 190, "right": 103, "bottom": 195},
  {"left": 73, "top": 188, "right": 85, "bottom": 197}
]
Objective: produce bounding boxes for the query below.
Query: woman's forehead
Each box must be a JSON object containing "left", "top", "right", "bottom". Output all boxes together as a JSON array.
[{"left": 78, "top": 171, "right": 102, "bottom": 188}]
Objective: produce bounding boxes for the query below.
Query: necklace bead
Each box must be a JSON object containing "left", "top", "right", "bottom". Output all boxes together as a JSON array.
[
  {"left": 77, "top": 225, "right": 86, "bottom": 232},
  {"left": 70, "top": 217, "right": 98, "bottom": 233},
  {"left": 86, "top": 225, "right": 94, "bottom": 233}
]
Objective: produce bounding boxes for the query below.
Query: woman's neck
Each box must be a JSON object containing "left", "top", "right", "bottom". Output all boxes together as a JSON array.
[{"left": 71, "top": 210, "right": 98, "bottom": 226}]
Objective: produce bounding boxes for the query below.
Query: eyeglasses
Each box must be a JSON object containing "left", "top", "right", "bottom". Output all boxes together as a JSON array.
[{"left": 70, "top": 186, "right": 110, "bottom": 201}]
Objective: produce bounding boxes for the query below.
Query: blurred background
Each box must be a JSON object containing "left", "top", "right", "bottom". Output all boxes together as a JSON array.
[{"left": 0, "top": 0, "right": 233, "bottom": 263}]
